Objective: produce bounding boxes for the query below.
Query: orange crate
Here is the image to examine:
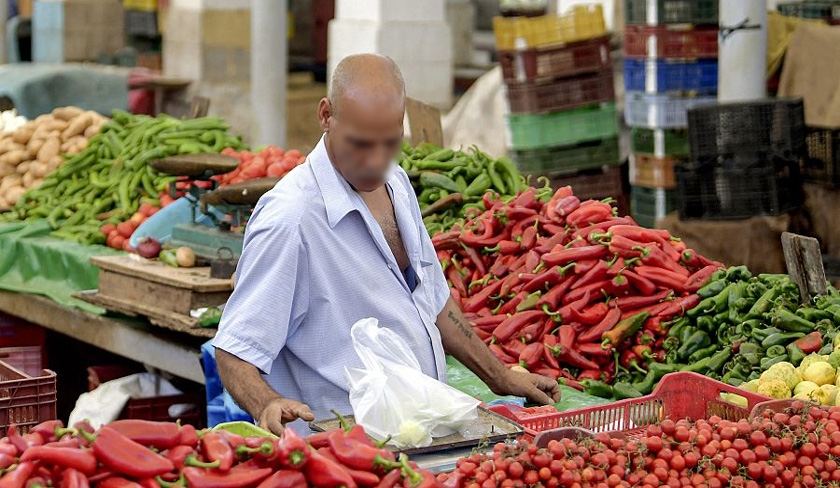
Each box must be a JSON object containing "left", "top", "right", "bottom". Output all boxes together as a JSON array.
[
  {"left": 88, "top": 366, "right": 205, "bottom": 428},
  {"left": 497, "top": 373, "right": 768, "bottom": 438},
  {"left": 0, "top": 361, "right": 56, "bottom": 433},
  {"left": 629, "top": 153, "right": 682, "bottom": 189}
]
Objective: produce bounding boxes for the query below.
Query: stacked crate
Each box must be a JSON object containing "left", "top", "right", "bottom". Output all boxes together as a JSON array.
[
  {"left": 495, "top": 5, "right": 626, "bottom": 208},
  {"left": 623, "top": 0, "right": 719, "bottom": 227},
  {"left": 777, "top": 1, "right": 840, "bottom": 23},
  {"left": 679, "top": 99, "right": 806, "bottom": 220}
]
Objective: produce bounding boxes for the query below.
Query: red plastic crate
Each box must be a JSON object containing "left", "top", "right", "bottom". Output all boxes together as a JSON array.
[
  {"left": 0, "top": 313, "right": 46, "bottom": 348},
  {"left": 506, "top": 70, "right": 615, "bottom": 114},
  {"left": 88, "top": 366, "right": 205, "bottom": 428},
  {"left": 625, "top": 25, "right": 718, "bottom": 58},
  {"left": 498, "top": 36, "right": 611, "bottom": 85},
  {"left": 0, "top": 346, "right": 45, "bottom": 378},
  {"left": 0, "top": 361, "right": 56, "bottom": 434},
  {"left": 497, "top": 373, "right": 768, "bottom": 438}
]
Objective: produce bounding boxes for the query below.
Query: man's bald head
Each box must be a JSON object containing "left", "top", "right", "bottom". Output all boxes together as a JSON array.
[{"left": 328, "top": 54, "right": 406, "bottom": 118}]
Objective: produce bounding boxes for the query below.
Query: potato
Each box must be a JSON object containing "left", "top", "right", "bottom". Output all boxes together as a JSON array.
[
  {"left": 3, "top": 150, "right": 28, "bottom": 166},
  {"left": 15, "top": 162, "right": 29, "bottom": 175},
  {"left": 37, "top": 138, "right": 60, "bottom": 162},
  {"left": 1, "top": 174, "right": 21, "bottom": 189},
  {"left": 47, "top": 156, "right": 63, "bottom": 172},
  {"left": 62, "top": 113, "right": 92, "bottom": 140},
  {"left": 11, "top": 123, "right": 34, "bottom": 145},
  {"left": 83, "top": 124, "right": 99, "bottom": 139},
  {"left": 5, "top": 143, "right": 24, "bottom": 153},
  {"left": 46, "top": 130, "right": 60, "bottom": 141},
  {"left": 52, "top": 106, "right": 84, "bottom": 121},
  {"left": 34, "top": 114, "right": 52, "bottom": 125},
  {"left": 27, "top": 138, "right": 44, "bottom": 156},
  {"left": 0, "top": 163, "right": 14, "bottom": 178},
  {"left": 6, "top": 185, "right": 25, "bottom": 204},
  {"left": 28, "top": 161, "right": 48, "bottom": 179},
  {"left": 21, "top": 172, "right": 33, "bottom": 187},
  {"left": 0, "top": 197, "right": 7, "bottom": 209}
]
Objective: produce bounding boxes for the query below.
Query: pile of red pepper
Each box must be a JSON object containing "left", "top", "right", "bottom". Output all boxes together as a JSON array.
[
  {"left": 0, "top": 418, "right": 442, "bottom": 488},
  {"left": 432, "top": 186, "right": 723, "bottom": 388}
]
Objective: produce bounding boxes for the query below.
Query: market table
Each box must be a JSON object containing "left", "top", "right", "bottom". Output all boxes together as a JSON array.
[{"left": 0, "top": 290, "right": 206, "bottom": 384}]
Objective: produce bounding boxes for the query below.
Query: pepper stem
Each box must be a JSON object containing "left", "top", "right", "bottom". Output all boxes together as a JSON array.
[
  {"left": 375, "top": 436, "right": 392, "bottom": 449},
  {"left": 156, "top": 475, "right": 185, "bottom": 488},
  {"left": 399, "top": 454, "right": 422, "bottom": 486},
  {"left": 184, "top": 455, "right": 221, "bottom": 469},
  {"left": 234, "top": 442, "right": 273, "bottom": 459},
  {"left": 79, "top": 430, "right": 96, "bottom": 444},
  {"left": 331, "top": 410, "right": 353, "bottom": 432},
  {"left": 55, "top": 427, "right": 77, "bottom": 440}
]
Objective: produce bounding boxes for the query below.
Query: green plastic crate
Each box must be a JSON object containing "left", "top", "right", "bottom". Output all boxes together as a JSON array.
[
  {"left": 508, "top": 103, "right": 619, "bottom": 150},
  {"left": 510, "top": 137, "right": 621, "bottom": 175},
  {"left": 630, "top": 128, "right": 690, "bottom": 158},
  {"left": 626, "top": 0, "right": 718, "bottom": 25},
  {"left": 630, "top": 185, "right": 677, "bottom": 228}
]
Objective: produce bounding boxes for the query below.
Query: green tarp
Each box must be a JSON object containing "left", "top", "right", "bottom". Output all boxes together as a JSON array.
[{"left": 0, "top": 221, "right": 119, "bottom": 313}]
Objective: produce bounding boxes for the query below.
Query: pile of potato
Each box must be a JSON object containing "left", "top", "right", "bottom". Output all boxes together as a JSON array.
[{"left": 0, "top": 106, "right": 108, "bottom": 209}]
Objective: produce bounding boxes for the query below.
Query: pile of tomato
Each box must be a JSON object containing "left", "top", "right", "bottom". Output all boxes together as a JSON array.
[
  {"left": 441, "top": 401, "right": 840, "bottom": 488},
  {"left": 217, "top": 146, "right": 305, "bottom": 184}
]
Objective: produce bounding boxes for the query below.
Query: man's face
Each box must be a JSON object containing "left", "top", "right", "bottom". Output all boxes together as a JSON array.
[{"left": 319, "top": 97, "right": 404, "bottom": 192}]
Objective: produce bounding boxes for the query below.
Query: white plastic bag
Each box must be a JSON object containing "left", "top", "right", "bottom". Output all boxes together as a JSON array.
[{"left": 345, "top": 318, "right": 480, "bottom": 448}]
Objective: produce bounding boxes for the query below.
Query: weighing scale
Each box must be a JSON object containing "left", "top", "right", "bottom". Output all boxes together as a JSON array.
[{"left": 150, "top": 154, "right": 280, "bottom": 262}]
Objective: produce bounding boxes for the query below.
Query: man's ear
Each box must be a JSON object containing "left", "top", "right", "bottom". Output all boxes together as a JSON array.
[{"left": 317, "top": 98, "right": 332, "bottom": 132}]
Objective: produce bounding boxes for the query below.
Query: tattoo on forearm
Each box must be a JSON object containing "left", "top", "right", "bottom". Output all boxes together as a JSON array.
[{"left": 448, "top": 310, "right": 474, "bottom": 340}]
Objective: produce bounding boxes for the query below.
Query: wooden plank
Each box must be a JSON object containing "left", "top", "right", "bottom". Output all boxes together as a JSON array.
[
  {"left": 0, "top": 292, "right": 205, "bottom": 384},
  {"left": 90, "top": 255, "right": 233, "bottom": 292},
  {"left": 74, "top": 291, "right": 216, "bottom": 339},
  {"left": 406, "top": 97, "right": 444, "bottom": 147},
  {"left": 190, "top": 97, "right": 211, "bottom": 118},
  {"left": 98, "top": 271, "right": 230, "bottom": 315},
  {"left": 781, "top": 232, "right": 828, "bottom": 303}
]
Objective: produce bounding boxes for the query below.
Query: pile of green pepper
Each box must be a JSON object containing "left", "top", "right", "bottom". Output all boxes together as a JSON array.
[
  {"left": 666, "top": 266, "right": 840, "bottom": 387},
  {"left": 398, "top": 142, "right": 527, "bottom": 235}
]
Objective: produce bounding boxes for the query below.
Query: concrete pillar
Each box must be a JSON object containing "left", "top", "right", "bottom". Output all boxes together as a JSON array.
[
  {"left": 328, "top": 0, "right": 453, "bottom": 108},
  {"left": 251, "top": 0, "right": 286, "bottom": 147}
]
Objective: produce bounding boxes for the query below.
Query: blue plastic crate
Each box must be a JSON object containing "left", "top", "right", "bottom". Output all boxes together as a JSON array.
[{"left": 624, "top": 59, "right": 717, "bottom": 94}]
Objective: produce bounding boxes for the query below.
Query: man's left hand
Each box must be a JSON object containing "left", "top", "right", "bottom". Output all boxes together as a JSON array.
[{"left": 490, "top": 369, "right": 560, "bottom": 405}]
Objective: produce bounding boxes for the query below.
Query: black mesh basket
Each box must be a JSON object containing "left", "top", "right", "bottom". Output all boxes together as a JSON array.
[
  {"left": 675, "top": 154, "right": 804, "bottom": 220},
  {"left": 802, "top": 127, "right": 840, "bottom": 186},
  {"left": 687, "top": 99, "right": 806, "bottom": 162}
]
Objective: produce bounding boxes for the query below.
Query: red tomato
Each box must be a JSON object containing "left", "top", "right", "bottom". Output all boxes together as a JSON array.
[
  {"left": 111, "top": 234, "right": 126, "bottom": 250},
  {"left": 129, "top": 212, "right": 145, "bottom": 227},
  {"left": 285, "top": 149, "right": 302, "bottom": 159},
  {"left": 117, "top": 222, "right": 135, "bottom": 238},
  {"left": 122, "top": 238, "right": 133, "bottom": 252},
  {"left": 100, "top": 224, "right": 116, "bottom": 236},
  {"left": 266, "top": 162, "right": 286, "bottom": 178},
  {"left": 160, "top": 194, "right": 176, "bottom": 207}
]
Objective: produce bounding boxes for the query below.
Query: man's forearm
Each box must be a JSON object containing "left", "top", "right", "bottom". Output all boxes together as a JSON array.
[
  {"left": 436, "top": 297, "right": 509, "bottom": 391},
  {"left": 215, "top": 348, "right": 283, "bottom": 419}
]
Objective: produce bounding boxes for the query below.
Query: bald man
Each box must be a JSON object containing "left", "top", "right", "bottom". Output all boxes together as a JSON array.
[{"left": 213, "top": 54, "right": 559, "bottom": 435}]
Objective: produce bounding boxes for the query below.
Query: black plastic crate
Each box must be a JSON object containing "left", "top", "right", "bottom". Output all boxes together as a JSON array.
[
  {"left": 675, "top": 155, "right": 804, "bottom": 220},
  {"left": 802, "top": 127, "right": 840, "bottom": 186},
  {"left": 688, "top": 99, "right": 806, "bottom": 162},
  {"left": 778, "top": 1, "right": 840, "bottom": 21},
  {"left": 125, "top": 10, "right": 159, "bottom": 38},
  {"left": 626, "top": 0, "right": 718, "bottom": 25}
]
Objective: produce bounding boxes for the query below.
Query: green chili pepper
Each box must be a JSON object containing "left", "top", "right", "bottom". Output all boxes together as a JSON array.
[
  {"left": 632, "top": 363, "right": 680, "bottom": 395},
  {"left": 765, "top": 345, "right": 787, "bottom": 358},
  {"left": 667, "top": 317, "right": 690, "bottom": 338},
  {"left": 680, "top": 357, "right": 711, "bottom": 374},
  {"left": 761, "top": 331, "right": 805, "bottom": 349},
  {"left": 678, "top": 325, "right": 697, "bottom": 344},
  {"left": 725, "top": 265, "right": 752, "bottom": 282},
  {"left": 697, "top": 279, "right": 727, "bottom": 298},
  {"left": 159, "top": 250, "right": 179, "bottom": 267},
  {"left": 738, "top": 342, "right": 762, "bottom": 357},
  {"left": 787, "top": 343, "right": 807, "bottom": 365},
  {"left": 419, "top": 172, "right": 461, "bottom": 194},
  {"left": 696, "top": 316, "right": 716, "bottom": 332},
  {"left": 688, "top": 345, "right": 718, "bottom": 363},
  {"left": 198, "top": 307, "right": 222, "bottom": 328},
  {"left": 746, "top": 287, "right": 782, "bottom": 319},
  {"left": 464, "top": 173, "right": 492, "bottom": 197},
  {"left": 796, "top": 308, "right": 832, "bottom": 322},
  {"left": 487, "top": 161, "right": 507, "bottom": 194},
  {"left": 706, "top": 349, "right": 732, "bottom": 373},
  {"left": 612, "top": 382, "right": 643, "bottom": 400},
  {"left": 580, "top": 380, "right": 613, "bottom": 399},
  {"left": 772, "top": 308, "right": 816, "bottom": 334},
  {"left": 760, "top": 354, "right": 789, "bottom": 370},
  {"left": 751, "top": 326, "right": 782, "bottom": 343}
]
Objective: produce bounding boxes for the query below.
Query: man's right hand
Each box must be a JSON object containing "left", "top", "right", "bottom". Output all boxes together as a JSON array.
[{"left": 258, "top": 398, "right": 315, "bottom": 435}]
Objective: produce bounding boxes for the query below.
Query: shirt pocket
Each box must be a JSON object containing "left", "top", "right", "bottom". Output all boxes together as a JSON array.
[{"left": 415, "top": 259, "right": 438, "bottom": 322}]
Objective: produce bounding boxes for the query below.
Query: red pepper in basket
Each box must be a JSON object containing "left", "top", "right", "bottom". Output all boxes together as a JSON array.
[
  {"left": 462, "top": 279, "right": 504, "bottom": 313},
  {"left": 375, "top": 469, "right": 403, "bottom": 488},
  {"left": 794, "top": 331, "right": 823, "bottom": 354},
  {"left": 567, "top": 202, "right": 612, "bottom": 227},
  {"left": 183, "top": 466, "right": 273, "bottom": 488},
  {"left": 489, "top": 344, "right": 516, "bottom": 364},
  {"left": 29, "top": 421, "right": 63, "bottom": 444},
  {"left": 524, "top": 250, "right": 541, "bottom": 273},
  {"left": 165, "top": 445, "right": 196, "bottom": 470},
  {"left": 304, "top": 431, "right": 331, "bottom": 450},
  {"left": 546, "top": 186, "right": 574, "bottom": 221},
  {"left": 305, "top": 449, "right": 358, "bottom": 488},
  {"left": 555, "top": 195, "right": 581, "bottom": 218},
  {"left": 178, "top": 424, "right": 199, "bottom": 448},
  {"left": 556, "top": 325, "right": 576, "bottom": 349},
  {"left": 536, "top": 279, "right": 575, "bottom": 312},
  {"left": 607, "top": 234, "right": 655, "bottom": 259},
  {"left": 572, "top": 259, "right": 598, "bottom": 275},
  {"left": 568, "top": 302, "right": 609, "bottom": 326},
  {"left": 502, "top": 339, "right": 527, "bottom": 358},
  {"left": 656, "top": 294, "right": 701, "bottom": 319},
  {"left": 200, "top": 431, "right": 235, "bottom": 472},
  {"left": 634, "top": 266, "right": 689, "bottom": 291},
  {"left": 107, "top": 420, "right": 182, "bottom": 449},
  {"left": 100, "top": 477, "right": 141, "bottom": 488},
  {"left": 0, "top": 462, "right": 36, "bottom": 488},
  {"left": 602, "top": 312, "right": 651, "bottom": 348},
  {"left": 544, "top": 342, "right": 599, "bottom": 370},
  {"left": 622, "top": 270, "right": 657, "bottom": 296},
  {"left": 520, "top": 226, "right": 538, "bottom": 250},
  {"left": 535, "top": 232, "right": 566, "bottom": 254},
  {"left": 327, "top": 430, "right": 395, "bottom": 472},
  {"left": 577, "top": 307, "right": 621, "bottom": 343},
  {"left": 256, "top": 470, "right": 307, "bottom": 488},
  {"left": 518, "top": 343, "right": 544, "bottom": 370},
  {"left": 492, "top": 310, "right": 545, "bottom": 342},
  {"left": 498, "top": 291, "right": 527, "bottom": 316},
  {"left": 20, "top": 446, "right": 97, "bottom": 476},
  {"left": 61, "top": 469, "right": 88, "bottom": 488},
  {"left": 83, "top": 427, "right": 174, "bottom": 478},
  {"left": 517, "top": 320, "right": 544, "bottom": 343},
  {"left": 522, "top": 264, "right": 574, "bottom": 293},
  {"left": 684, "top": 265, "right": 721, "bottom": 292},
  {"left": 571, "top": 261, "right": 609, "bottom": 290},
  {"left": 543, "top": 245, "right": 609, "bottom": 267}
]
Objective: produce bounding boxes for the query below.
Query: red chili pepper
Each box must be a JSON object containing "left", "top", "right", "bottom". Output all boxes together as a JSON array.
[
  {"left": 520, "top": 226, "right": 538, "bottom": 251},
  {"left": 656, "top": 294, "right": 701, "bottom": 319},
  {"left": 7, "top": 426, "right": 33, "bottom": 454},
  {"left": 575, "top": 218, "right": 634, "bottom": 240},
  {"left": 471, "top": 315, "right": 507, "bottom": 331},
  {"left": 85, "top": 427, "right": 174, "bottom": 478},
  {"left": 183, "top": 466, "right": 273, "bottom": 488},
  {"left": 489, "top": 344, "right": 516, "bottom": 364},
  {"left": 566, "top": 202, "right": 612, "bottom": 227},
  {"left": 492, "top": 310, "right": 546, "bottom": 342},
  {"left": 684, "top": 265, "right": 721, "bottom": 292},
  {"left": 375, "top": 469, "right": 403, "bottom": 488},
  {"left": 533, "top": 367, "right": 561, "bottom": 380},
  {"left": 461, "top": 246, "right": 487, "bottom": 276},
  {"left": 217, "top": 431, "right": 247, "bottom": 451},
  {"left": 255, "top": 470, "right": 307, "bottom": 488},
  {"left": 613, "top": 290, "right": 671, "bottom": 312},
  {"left": 524, "top": 250, "right": 541, "bottom": 273},
  {"left": 305, "top": 431, "right": 331, "bottom": 450},
  {"left": 20, "top": 446, "right": 97, "bottom": 476},
  {"left": 556, "top": 325, "right": 576, "bottom": 349},
  {"left": 446, "top": 266, "right": 468, "bottom": 298},
  {"left": 602, "top": 312, "right": 651, "bottom": 349},
  {"left": 498, "top": 291, "right": 527, "bottom": 315},
  {"left": 795, "top": 331, "right": 823, "bottom": 354},
  {"left": 99, "top": 477, "right": 141, "bottom": 488},
  {"left": 543, "top": 245, "right": 609, "bottom": 267},
  {"left": 541, "top": 223, "right": 566, "bottom": 236},
  {"left": 0, "top": 462, "right": 36, "bottom": 488},
  {"left": 24, "top": 477, "right": 46, "bottom": 488},
  {"left": 577, "top": 369, "right": 605, "bottom": 381},
  {"left": 106, "top": 420, "right": 182, "bottom": 449},
  {"left": 0, "top": 455, "right": 13, "bottom": 471},
  {"left": 200, "top": 431, "right": 234, "bottom": 472},
  {"left": 164, "top": 445, "right": 195, "bottom": 470},
  {"left": 621, "top": 270, "right": 656, "bottom": 295},
  {"left": 679, "top": 248, "right": 702, "bottom": 268},
  {"left": 518, "top": 342, "right": 544, "bottom": 370},
  {"left": 327, "top": 430, "right": 395, "bottom": 472},
  {"left": 28, "top": 421, "right": 63, "bottom": 444},
  {"left": 305, "top": 449, "right": 358, "bottom": 488},
  {"left": 571, "top": 261, "right": 609, "bottom": 291},
  {"left": 569, "top": 302, "right": 610, "bottom": 327},
  {"left": 634, "top": 266, "right": 689, "bottom": 291},
  {"left": 535, "top": 278, "right": 575, "bottom": 311},
  {"left": 60, "top": 469, "right": 88, "bottom": 488},
  {"left": 562, "top": 379, "right": 584, "bottom": 391},
  {"left": 555, "top": 195, "right": 581, "bottom": 218},
  {"left": 488, "top": 255, "right": 513, "bottom": 277},
  {"left": 562, "top": 283, "right": 604, "bottom": 307},
  {"left": 431, "top": 230, "right": 460, "bottom": 250},
  {"left": 546, "top": 186, "right": 573, "bottom": 221},
  {"left": 516, "top": 187, "right": 543, "bottom": 209},
  {"left": 607, "top": 234, "right": 654, "bottom": 259},
  {"left": 535, "top": 232, "right": 567, "bottom": 254},
  {"left": 517, "top": 320, "right": 544, "bottom": 343},
  {"left": 578, "top": 343, "right": 612, "bottom": 358},
  {"left": 461, "top": 279, "right": 504, "bottom": 313},
  {"left": 502, "top": 339, "right": 527, "bottom": 358},
  {"left": 0, "top": 443, "right": 16, "bottom": 459},
  {"left": 545, "top": 342, "right": 599, "bottom": 371}
]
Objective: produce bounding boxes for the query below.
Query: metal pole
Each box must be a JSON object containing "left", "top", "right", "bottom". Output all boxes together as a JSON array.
[{"left": 250, "top": 0, "right": 287, "bottom": 147}]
